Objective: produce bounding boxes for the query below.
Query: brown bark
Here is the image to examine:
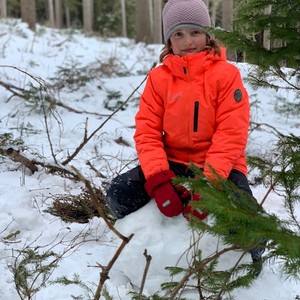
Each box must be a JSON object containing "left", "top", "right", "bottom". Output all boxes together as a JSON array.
[
  {"left": 120, "top": 0, "right": 127, "bottom": 37},
  {"left": 54, "top": 0, "right": 63, "bottom": 28},
  {"left": 82, "top": 0, "right": 93, "bottom": 35},
  {"left": 6, "top": 148, "right": 38, "bottom": 173},
  {"left": 153, "top": 0, "right": 162, "bottom": 44},
  {"left": 20, "top": 0, "right": 36, "bottom": 31},
  {"left": 222, "top": 0, "right": 236, "bottom": 61},
  {"left": 0, "top": 0, "right": 7, "bottom": 18},
  {"left": 48, "top": 0, "right": 55, "bottom": 27},
  {"left": 136, "top": 0, "right": 152, "bottom": 44}
]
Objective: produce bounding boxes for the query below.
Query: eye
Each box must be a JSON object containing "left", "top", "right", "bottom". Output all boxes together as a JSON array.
[
  {"left": 191, "top": 30, "right": 203, "bottom": 36},
  {"left": 172, "top": 31, "right": 183, "bottom": 38}
]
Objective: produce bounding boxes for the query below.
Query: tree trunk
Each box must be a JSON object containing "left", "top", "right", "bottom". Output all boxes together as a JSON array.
[
  {"left": 20, "top": 0, "right": 36, "bottom": 31},
  {"left": 263, "top": 5, "right": 271, "bottom": 50},
  {"left": 48, "top": 0, "right": 55, "bottom": 27},
  {"left": 222, "top": 0, "right": 235, "bottom": 61},
  {"left": 82, "top": 0, "right": 93, "bottom": 35},
  {"left": 136, "top": 0, "right": 152, "bottom": 44},
  {"left": 64, "top": 2, "right": 71, "bottom": 28},
  {"left": 120, "top": 0, "right": 127, "bottom": 37},
  {"left": 210, "top": 0, "right": 222, "bottom": 27},
  {"left": 153, "top": 0, "right": 162, "bottom": 44},
  {"left": 222, "top": 0, "right": 233, "bottom": 31},
  {"left": 54, "top": 0, "right": 63, "bottom": 28},
  {"left": 0, "top": 0, "right": 7, "bottom": 18}
]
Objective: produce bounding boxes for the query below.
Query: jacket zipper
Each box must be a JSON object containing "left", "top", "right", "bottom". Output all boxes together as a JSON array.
[{"left": 193, "top": 101, "right": 199, "bottom": 132}]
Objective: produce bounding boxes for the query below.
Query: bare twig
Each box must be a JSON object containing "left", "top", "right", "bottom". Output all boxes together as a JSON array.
[
  {"left": 86, "top": 160, "right": 106, "bottom": 178},
  {"left": 35, "top": 160, "right": 80, "bottom": 180},
  {"left": 71, "top": 167, "right": 128, "bottom": 241},
  {"left": 94, "top": 233, "right": 133, "bottom": 300},
  {"left": 139, "top": 249, "right": 152, "bottom": 299},
  {"left": 71, "top": 166, "right": 134, "bottom": 300},
  {"left": 41, "top": 91, "right": 58, "bottom": 164},
  {"left": 62, "top": 63, "right": 157, "bottom": 166},
  {"left": 0, "top": 80, "right": 25, "bottom": 101},
  {"left": 0, "top": 65, "right": 46, "bottom": 87},
  {"left": 62, "top": 75, "right": 147, "bottom": 165},
  {"left": 55, "top": 100, "right": 109, "bottom": 116},
  {"left": 250, "top": 121, "right": 283, "bottom": 137},
  {"left": 0, "top": 64, "right": 108, "bottom": 121}
]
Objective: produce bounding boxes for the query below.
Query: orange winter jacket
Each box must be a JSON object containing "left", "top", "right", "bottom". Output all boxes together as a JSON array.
[{"left": 134, "top": 48, "right": 250, "bottom": 180}]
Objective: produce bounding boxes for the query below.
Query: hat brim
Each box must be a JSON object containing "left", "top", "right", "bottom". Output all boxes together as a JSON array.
[{"left": 165, "top": 23, "right": 208, "bottom": 41}]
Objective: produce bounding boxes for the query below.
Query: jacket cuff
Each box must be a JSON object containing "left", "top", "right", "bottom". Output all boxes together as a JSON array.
[{"left": 144, "top": 170, "right": 175, "bottom": 197}]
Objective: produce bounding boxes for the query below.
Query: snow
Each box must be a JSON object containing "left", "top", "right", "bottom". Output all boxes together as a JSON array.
[{"left": 1, "top": 19, "right": 300, "bottom": 299}]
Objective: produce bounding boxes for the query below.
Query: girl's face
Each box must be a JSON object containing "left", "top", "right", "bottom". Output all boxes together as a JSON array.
[{"left": 170, "top": 27, "right": 207, "bottom": 56}]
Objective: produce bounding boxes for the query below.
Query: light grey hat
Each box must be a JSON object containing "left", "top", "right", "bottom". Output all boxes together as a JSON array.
[{"left": 162, "top": 0, "right": 211, "bottom": 42}]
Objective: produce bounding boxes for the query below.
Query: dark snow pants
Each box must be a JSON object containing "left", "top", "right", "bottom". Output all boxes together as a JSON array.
[{"left": 105, "top": 161, "right": 255, "bottom": 219}]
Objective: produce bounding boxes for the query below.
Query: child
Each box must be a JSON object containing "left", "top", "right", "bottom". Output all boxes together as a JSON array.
[{"left": 106, "top": 0, "right": 264, "bottom": 270}]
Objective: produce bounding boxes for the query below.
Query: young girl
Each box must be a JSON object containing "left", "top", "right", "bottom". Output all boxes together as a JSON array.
[
  {"left": 106, "top": 0, "right": 252, "bottom": 219},
  {"left": 106, "top": 0, "right": 264, "bottom": 266}
]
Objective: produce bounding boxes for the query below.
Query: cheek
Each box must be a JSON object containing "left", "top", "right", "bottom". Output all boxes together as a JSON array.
[
  {"left": 170, "top": 41, "right": 181, "bottom": 55},
  {"left": 197, "top": 37, "right": 208, "bottom": 49}
]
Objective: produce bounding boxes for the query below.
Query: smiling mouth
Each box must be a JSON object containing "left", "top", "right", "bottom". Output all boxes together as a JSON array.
[{"left": 183, "top": 49, "right": 197, "bottom": 53}]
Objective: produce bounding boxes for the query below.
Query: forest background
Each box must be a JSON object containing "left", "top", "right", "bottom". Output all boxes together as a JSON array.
[
  {"left": 0, "top": 0, "right": 300, "bottom": 299},
  {"left": 1, "top": 0, "right": 250, "bottom": 46}
]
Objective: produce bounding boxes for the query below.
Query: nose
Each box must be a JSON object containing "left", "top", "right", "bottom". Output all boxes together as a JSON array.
[{"left": 184, "top": 34, "right": 193, "bottom": 45}]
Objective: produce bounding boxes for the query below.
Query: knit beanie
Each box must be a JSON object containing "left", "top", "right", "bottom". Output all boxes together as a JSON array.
[{"left": 162, "top": 0, "right": 211, "bottom": 42}]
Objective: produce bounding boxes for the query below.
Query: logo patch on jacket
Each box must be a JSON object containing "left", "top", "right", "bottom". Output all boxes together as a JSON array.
[{"left": 234, "top": 89, "right": 243, "bottom": 102}]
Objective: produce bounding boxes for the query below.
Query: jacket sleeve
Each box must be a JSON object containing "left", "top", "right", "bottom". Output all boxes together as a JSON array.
[
  {"left": 203, "top": 65, "right": 250, "bottom": 179},
  {"left": 134, "top": 72, "right": 169, "bottom": 180}
]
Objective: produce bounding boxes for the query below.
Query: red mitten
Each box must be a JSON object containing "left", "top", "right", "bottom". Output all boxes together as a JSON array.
[
  {"left": 183, "top": 193, "right": 208, "bottom": 221},
  {"left": 173, "top": 184, "right": 191, "bottom": 204},
  {"left": 145, "top": 170, "right": 183, "bottom": 217}
]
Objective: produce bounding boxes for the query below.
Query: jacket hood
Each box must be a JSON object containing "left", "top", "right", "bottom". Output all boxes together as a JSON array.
[{"left": 163, "top": 47, "right": 227, "bottom": 78}]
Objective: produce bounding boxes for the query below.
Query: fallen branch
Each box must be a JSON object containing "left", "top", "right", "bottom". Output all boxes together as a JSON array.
[
  {"left": 6, "top": 148, "right": 38, "bottom": 173},
  {"left": 0, "top": 65, "right": 107, "bottom": 116},
  {"left": 3, "top": 147, "right": 80, "bottom": 180}
]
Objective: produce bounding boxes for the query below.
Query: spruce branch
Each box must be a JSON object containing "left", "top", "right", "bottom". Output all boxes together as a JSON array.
[
  {"left": 177, "top": 165, "right": 300, "bottom": 279},
  {"left": 167, "top": 244, "right": 242, "bottom": 300},
  {"left": 10, "top": 227, "right": 102, "bottom": 300}
]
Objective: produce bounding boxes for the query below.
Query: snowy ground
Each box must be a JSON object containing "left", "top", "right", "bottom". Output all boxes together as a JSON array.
[{"left": 0, "top": 19, "right": 299, "bottom": 299}]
